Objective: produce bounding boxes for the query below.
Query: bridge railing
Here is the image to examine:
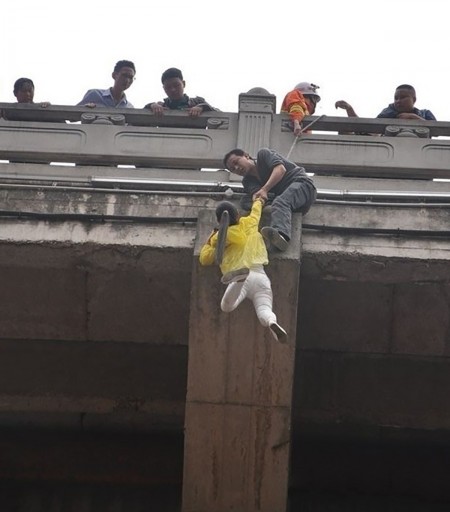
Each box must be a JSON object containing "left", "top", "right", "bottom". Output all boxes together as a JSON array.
[{"left": 0, "top": 90, "right": 449, "bottom": 179}]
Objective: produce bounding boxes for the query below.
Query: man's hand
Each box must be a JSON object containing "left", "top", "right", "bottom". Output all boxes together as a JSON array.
[
  {"left": 144, "top": 103, "right": 165, "bottom": 115},
  {"left": 188, "top": 106, "right": 203, "bottom": 117},
  {"left": 253, "top": 188, "right": 268, "bottom": 202},
  {"left": 335, "top": 100, "right": 352, "bottom": 111},
  {"left": 397, "top": 113, "right": 422, "bottom": 120},
  {"left": 293, "top": 119, "right": 302, "bottom": 136}
]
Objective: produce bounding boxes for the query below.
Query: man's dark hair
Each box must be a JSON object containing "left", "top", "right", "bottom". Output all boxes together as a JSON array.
[
  {"left": 114, "top": 60, "right": 136, "bottom": 73},
  {"left": 223, "top": 148, "right": 245, "bottom": 169},
  {"left": 14, "top": 77, "right": 34, "bottom": 94},
  {"left": 396, "top": 84, "right": 416, "bottom": 95},
  {"left": 161, "top": 67, "right": 183, "bottom": 83},
  {"left": 215, "top": 201, "right": 239, "bottom": 226}
]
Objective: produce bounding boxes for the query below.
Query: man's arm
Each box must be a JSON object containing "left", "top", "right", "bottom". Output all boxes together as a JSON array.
[
  {"left": 77, "top": 90, "right": 98, "bottom": 108},
  {"left": 187, "top": 97, "right": 219, "bottom": 117},
  {"left": 240, "top": 175, "right": 263, "bottom": 211},
  {"left": 252, "top": 164, "right": 286, "bottom": 202},
  {"left": 335, "top": 100, "right": 358, "bottom": 117},
  {"left": 144, "top": 101, "right": 165, "bottom": 115},
  {"left": 189, "top": 97, "right": 219, "bottom": 112}
]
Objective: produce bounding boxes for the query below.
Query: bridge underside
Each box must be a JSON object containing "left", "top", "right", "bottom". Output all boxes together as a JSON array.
[{"left": 0, "top": 185, "right": 449, "bottom": 509}]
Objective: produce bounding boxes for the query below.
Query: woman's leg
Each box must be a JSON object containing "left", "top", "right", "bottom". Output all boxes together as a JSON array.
[
  {"left": 220, "top": 279, "right": 249, "bottom": 313},
  {"left": 247, "top": 269, "right": 277, "bottom": 327}
]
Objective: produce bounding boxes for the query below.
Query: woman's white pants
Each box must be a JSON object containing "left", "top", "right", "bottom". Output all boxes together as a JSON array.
[{"left": 220, "top": 265, "right": 277, "bottom": 327}]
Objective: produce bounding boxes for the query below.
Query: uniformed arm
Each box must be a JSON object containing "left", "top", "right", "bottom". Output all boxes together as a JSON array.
[{"left": 281, "top": 90, "right": 309, "bottom": 122}]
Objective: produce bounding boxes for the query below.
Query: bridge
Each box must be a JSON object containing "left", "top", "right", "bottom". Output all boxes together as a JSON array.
[{"left": 0, "top": 90, "right": 449, "bottom": 511}]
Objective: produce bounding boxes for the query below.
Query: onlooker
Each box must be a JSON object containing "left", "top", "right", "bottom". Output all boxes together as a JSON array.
[
  {"left": 13, "top": 78, "right": 50, "bottom": 107},
  {"left": 144, "top": 67, "right": 218, "bottom": 117},
  {"left": 334, "top": 100, "right": 363, "bottom": 135},
  {"left": 280, "top": 82, "right": 321, "bottom": 135},
  {"left": 77, "top": 60, "right": 136, "bottom": 108},
  {"left": 223, "top": 147, "right": 316, "bottom": 252},
  {"left": 336, "top": 85, "right": 436, "bottom": 121},
  {"left": 199, "top": 199, "right": 287, "bottom": 342},
  {"left": 377, "top": 84, "right": 436, "bottom": 120},
  {"left": 335, "top": 100, "right": 358, "bottom": 117}
]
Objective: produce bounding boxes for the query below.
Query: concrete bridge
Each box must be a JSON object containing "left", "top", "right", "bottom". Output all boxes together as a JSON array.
[{"left": 0, "top": 91, "right": 450, "bottom": 511}]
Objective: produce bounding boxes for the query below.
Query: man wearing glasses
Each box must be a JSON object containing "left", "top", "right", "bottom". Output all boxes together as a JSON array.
[{"left": 77, "top": 60, "right": 136, "bottom": 108}]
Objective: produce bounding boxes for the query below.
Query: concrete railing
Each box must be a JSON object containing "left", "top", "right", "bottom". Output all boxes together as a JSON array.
[{"left": 1, "top": 90, "right": 450, "bottom": 179}]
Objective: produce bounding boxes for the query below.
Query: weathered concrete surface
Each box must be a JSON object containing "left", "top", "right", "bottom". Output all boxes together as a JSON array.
[
  {"left": 0, "top": 189, "right": 448, "bottom": 434},
  {"left": 0, "top": 185, "right": 449, "bottom": 509},
  {"left": 182, "top": 210, "right": 301, "bottom": 512},
  {"left": 0, "top": 216, "right": 194, "bottom": 431}
]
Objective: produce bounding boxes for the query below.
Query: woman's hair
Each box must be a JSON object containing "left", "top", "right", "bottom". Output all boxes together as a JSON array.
[{"left": 215, "top": 201, "right": 239, "bottom": 225}]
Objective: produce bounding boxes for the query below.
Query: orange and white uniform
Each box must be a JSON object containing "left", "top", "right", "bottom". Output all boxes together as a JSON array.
[{"left": 280, "top": 89, "right": 310, "bottom": 123}]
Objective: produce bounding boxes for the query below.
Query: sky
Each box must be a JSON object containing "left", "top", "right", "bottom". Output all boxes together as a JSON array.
[{"left": 2, "top": 0, "right": 450, "bottom": 121}]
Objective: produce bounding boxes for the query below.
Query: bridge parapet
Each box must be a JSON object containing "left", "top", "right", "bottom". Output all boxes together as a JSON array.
[{"left": 1, "top": 89, "right": 450, "bottom": 179}]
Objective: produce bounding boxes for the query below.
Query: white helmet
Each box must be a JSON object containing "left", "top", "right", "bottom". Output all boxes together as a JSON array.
[{"left": 294, "top": 82, "right": 321, "bottom": 102}]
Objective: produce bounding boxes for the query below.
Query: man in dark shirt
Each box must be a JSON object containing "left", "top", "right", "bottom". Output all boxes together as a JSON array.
[
  {"left": 336, "top": 84, "right": 436, "bottom": 122},
  {"left": 377, "top": 84, "right": 436, "bottom": 121},
  {"left": 144, "top": 67, "right": 218, "bottom": 117},
  {"left": 223, "top": 147, "right": 316, "bottom": 251}
]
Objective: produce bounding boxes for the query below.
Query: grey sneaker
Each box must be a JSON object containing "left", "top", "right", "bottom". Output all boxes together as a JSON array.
[
  {"left": 269, "top": 322, "right": 288, "bottom": 343},
  {"left": 261, "top": 227, "right": 289, "bottom": 252},
  {"left": 221, "top": 267, "right": 250, "bottom": 285}
]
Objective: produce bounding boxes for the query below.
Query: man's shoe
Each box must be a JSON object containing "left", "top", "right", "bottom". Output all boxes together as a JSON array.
[
  {"left": 261, "top": 227, "right": 289, "bottom": 252},
  {"left": 221, "top": 267, "right": 250, "bottom": 285},
  {"left": 269, "top": 322, "right": 288, "bottom": 343}
]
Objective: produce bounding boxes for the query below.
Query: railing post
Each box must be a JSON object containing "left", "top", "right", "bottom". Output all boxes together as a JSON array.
[{"left": 237, "top": 87, "right": 276, "bottom": 157}]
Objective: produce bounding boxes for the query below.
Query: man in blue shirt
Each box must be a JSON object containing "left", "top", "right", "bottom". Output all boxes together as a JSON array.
[
  {"left": 77, "top": 60, "right": 136, "bottom": 108},
  {"left": 336, "top": 84, "right": 436, "bottom": 121},
  {"left": 377, "top": 84, "right": 436, "bottom": 121}
]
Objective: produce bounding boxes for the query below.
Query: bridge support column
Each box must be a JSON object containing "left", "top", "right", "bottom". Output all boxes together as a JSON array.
[{"left": 182, "top": 210, "right": 302, "bottom": 512}]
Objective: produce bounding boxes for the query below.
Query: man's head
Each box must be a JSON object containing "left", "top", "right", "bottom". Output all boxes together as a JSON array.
[
  {"left": 294, "top": 82, "right": 321, "bottom": 114},
  {"left": 112, "top": 60, "right": 136, "bottom": 92},
  {"left": 13, "top": 78, "right": 34, "bottom": 103},
  {"left": 394, "top": 84, "right": 416, "bottom": 113},
  {"left": 161, "top": 67, "right": 185, "bottom": 101},
  {"left": 215, "top": 201, "right": 240, "bottom": 226},
  {"left": 223, "top": 149, "right": 256, "bottom": 177}
]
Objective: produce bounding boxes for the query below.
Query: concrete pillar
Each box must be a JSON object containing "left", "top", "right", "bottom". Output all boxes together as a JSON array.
[{"left": 182, "top": 209, "right": 302, "bottom": 512}]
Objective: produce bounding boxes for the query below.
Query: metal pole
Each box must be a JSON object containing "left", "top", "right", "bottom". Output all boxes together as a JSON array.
[{"left": 286, "top": 115, "right": 325, "bottom": 160}]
